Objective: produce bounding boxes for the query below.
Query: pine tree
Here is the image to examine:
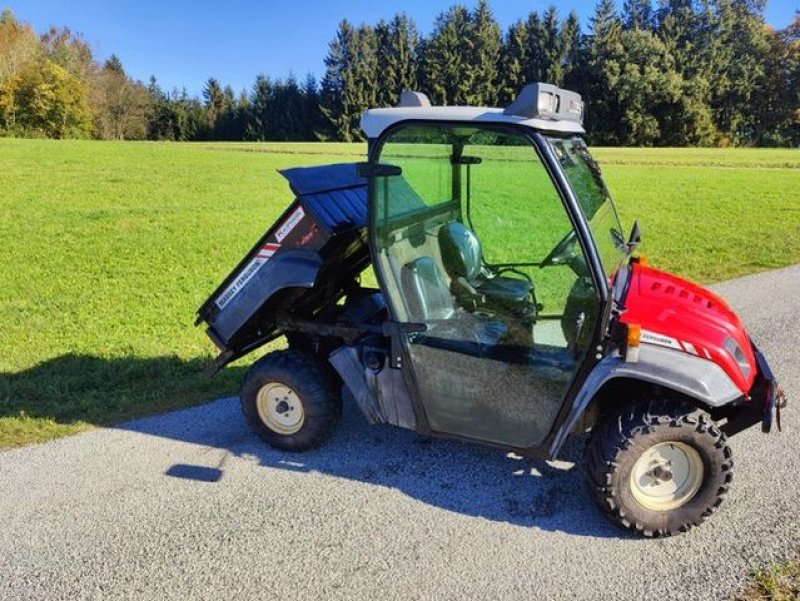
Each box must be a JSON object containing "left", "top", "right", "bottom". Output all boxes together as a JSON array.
[
  {"left": 623, "top": 0, "right": 654, "bottom": 30},
  {"left": 375, "top": 19, "right": 393, "bottom": 106},
  {"left": 586, "top": 0, "right": 624, "bottom": 143},
  {"left": 561, "top": 11, "right": 585, "bottom": 90},
  {"left": 748, "top": 15, "right": 799, "bottom": 145},
  {"left": 376, "top": 14, "right": 419, "bottom": 106},
  {"left": 613, "top": 28, "right": 683, "bottom": 145},
  {"left": 146, "top": 76, "right": 178, "bottom": 140},
  {"left": 320, "top": 20, "right": 373, "bottom": 141},
  {"left": 709, "top": 0, "right": 773, "bottom": 144},
  {"left": 541, "top": 6, "right": 563, "bottom": 84},
  {"left": 202, "top": 77, "right": 225, "bottom": 129},
  {"left": 300, "top": 74, "right": 324, "bottom": 140},
  {"left": 468, "top": 0, "right": 501, "bottom": 104},
  {"left": 391, "top": 15, "right": 420, "bottom": 95},
  {"left": 525, "top": 12, "right": 546, "bottom": 83},
  {"left": 498, "top": 19, "right": 530, "bottom": 104},
  {"left": 422, "top": 6, "right": 473, "bottom": 105},
  {"left": 247, "top": 74, "right": 272, "bottom": 141}
]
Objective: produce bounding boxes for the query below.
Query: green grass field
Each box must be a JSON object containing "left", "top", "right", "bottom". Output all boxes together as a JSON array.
[{"left": 1, "top": 139, "right": 799, "bottom": 448}]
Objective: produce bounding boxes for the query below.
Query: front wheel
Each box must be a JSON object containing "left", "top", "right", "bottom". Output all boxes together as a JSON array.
[{"left": 585, "top": 398, "right": 733, "bottom": 537}]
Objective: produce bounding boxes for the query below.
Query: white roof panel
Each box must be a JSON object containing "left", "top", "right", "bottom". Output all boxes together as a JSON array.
[{"left": 360, "top": 106, "right": 585, "bottom": 139}]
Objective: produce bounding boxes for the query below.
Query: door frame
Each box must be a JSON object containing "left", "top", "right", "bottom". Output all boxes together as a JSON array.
[{"left": 366, "top": 120, "right": 614, "bottom": 458}]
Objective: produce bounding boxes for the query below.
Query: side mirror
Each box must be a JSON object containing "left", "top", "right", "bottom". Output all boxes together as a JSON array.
[{"left": 627, "top": 220, "right": 642, "bottom": 253}]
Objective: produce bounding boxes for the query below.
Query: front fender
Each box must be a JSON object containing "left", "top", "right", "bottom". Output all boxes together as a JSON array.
[{"left": 549, "top": 344, "right": 742, "bottom": 456}]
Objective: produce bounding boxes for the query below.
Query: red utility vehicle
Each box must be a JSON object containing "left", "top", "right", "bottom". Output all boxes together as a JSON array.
[{"left": 197, "top": 83, "right": 786, "bottom": 536}]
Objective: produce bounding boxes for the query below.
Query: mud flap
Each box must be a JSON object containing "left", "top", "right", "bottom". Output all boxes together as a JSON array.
[{"left": 329, "top": 345, "right": 418, "bottom": 430}]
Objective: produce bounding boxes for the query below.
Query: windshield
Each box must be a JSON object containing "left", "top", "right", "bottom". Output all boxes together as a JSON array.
[{"left": 547, "top": 136, "right": 627, "bottom": 279}]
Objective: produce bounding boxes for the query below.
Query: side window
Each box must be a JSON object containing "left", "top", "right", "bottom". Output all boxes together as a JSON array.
[
  {"left": 373, "top": 127, "right": 462, "bottom": 323},
  {"left": 464, "top": 139, "right": 581, "bottom": 320}
]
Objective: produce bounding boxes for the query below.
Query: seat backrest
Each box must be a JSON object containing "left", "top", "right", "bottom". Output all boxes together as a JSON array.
[
  {"left": 438, "top": 222, "right": 483, "bottom": 282},
  {"left": 400, "top": 257, "right": 455, "bottom": 321}
]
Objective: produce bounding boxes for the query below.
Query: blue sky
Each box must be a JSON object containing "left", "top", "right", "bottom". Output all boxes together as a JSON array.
[{"left": 12, "top": 0, "right": 799, "bottom": 96}]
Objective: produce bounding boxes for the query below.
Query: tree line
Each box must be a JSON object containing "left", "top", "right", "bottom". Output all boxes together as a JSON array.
[{"left": 0, "top": 3, "right": 798, "bottom": 146}]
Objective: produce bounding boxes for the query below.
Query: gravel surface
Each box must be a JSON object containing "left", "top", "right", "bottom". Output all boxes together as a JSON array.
[{"left": 1, "top": 265, "right": 798, "bottom": 600}]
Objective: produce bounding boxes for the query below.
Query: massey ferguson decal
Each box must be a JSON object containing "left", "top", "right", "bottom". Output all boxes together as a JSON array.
[
  {"left": 215, "top": 242, "right": 281, "bottom": 310},
  {"left": 641, "top": 330, "right": 682, "bottom": 350},
  {"left": 275, "top": 206, "right": 305, "bottom": 242},
  {"left": 641, "top": 329, "right": 711, "bottom": 358}
]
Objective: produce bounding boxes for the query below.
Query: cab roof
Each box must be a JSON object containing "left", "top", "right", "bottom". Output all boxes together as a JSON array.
[{"left": 360, "top": 83, "right": 586, "bottom": 139}]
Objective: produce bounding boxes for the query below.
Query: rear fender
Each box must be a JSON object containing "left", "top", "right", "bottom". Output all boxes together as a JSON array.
[{"left": 549, "top": 344, "right": 742, "bottom": 457}]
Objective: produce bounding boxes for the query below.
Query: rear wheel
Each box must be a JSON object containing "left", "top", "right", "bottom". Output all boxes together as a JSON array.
[
  {"left": 241, "top": 350, "right": 341, "bottom": 452},
  {"left": 585, "top": 398, "right": 733, "bottom": 537}
]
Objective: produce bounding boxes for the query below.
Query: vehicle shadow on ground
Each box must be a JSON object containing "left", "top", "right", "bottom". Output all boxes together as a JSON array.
[
  {"left": 120, "top": 393, "right": 630, "bottom": 539},
  {"left": 2, "top": 354, "right": 627, "bottom": 538}
]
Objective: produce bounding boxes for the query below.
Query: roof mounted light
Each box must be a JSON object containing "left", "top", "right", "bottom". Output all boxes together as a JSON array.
[{"left": 504, "top": 83, "right": 584, "bottom": 124}]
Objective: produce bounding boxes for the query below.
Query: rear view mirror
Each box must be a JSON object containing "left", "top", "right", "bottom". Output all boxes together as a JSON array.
[{"left": 627, "top": 220, "right": 642, "bottom": 253}]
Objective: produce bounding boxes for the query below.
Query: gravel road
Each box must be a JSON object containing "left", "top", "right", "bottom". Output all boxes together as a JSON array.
[{"left": 1, "top": 265, "right": 798, "bottom": 600}]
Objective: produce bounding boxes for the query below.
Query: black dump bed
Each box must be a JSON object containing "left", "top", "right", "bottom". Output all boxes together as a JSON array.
[{"left": 196, "top": 163, "right": 369, "bottom": 372}]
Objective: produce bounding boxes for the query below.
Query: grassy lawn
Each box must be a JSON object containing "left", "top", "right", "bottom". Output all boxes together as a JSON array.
[{"left": 1, "top": 139, "right": 799, "bottom": 448}]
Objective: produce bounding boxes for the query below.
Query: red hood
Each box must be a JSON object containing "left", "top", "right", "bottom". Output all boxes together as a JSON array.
[{"left": 620, "top": 263, "right": 756, "bottom": 393}]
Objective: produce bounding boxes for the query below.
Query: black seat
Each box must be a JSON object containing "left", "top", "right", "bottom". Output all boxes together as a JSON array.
[
  {"left": 400, "top": 257, "right": 455, "bottom": 321},
  {"left": 400, "top": 256, "right": 508, "bottom": 351},
  {"left": 438, "top": 222, "right": 533, "bottom": 312}
]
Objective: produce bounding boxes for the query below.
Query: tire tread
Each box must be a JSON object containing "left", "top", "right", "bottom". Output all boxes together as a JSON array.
[{"left": 585, "top": 398, "right": 734, "bottom": 537}]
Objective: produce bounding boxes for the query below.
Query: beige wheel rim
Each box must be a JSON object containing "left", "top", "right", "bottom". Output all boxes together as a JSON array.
[
  {"left": 630, "top": 441, "right": 704, "bottom": 511},
  {"left": 256, "top": 382, "right": 304, "bottom": 435}
]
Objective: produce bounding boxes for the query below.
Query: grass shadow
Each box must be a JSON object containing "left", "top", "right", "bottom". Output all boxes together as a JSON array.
[{"left": 0, "top": 353, "right": 247, "bottom": 446}]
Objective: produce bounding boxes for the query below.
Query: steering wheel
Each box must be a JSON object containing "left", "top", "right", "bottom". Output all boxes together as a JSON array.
[{"left": 540, "top": 230, "right": 580, "bottom": 268}]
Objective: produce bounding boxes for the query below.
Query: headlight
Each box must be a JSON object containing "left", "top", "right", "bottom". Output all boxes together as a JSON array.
[
  {"left": 724, "top": 337, "right": 752, "bottom": 379},
  {"left": 537, "top": 90, "right": 558, "bottom": 114}
]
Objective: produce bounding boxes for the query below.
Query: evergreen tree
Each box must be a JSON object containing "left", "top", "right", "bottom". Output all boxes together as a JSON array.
[
  {"left": 374, "top": 19, "right": 393, "bottom": 107},
  {"left": 468, "top": 0, "right": 502, "bottom": 104},
  {"left": 375, "top": 14, "right": 419, "bottom": 106},
  {"left": 247, "top": 74, "right": 272, "bottom": 141},
  {"left": 146, "top": 76, "right": 178, "bottom": 140},
  {"left": 749, "top": 20, "right": 799, "bottom": 145},
  {"left": 709, "top": 0, "right": 773, "bottom": 144},
  {"left": 498, "top": 19, "right": 529, "bottom": 104},
  {"left": 1, "top": 2, "right": 797, "bottom": 146},
  {"left": 202, "top": 77, "right": 225, "bottom": 130},
  {"left": 524, "top": 12, "right": 547, "bottom": 83},
  {"left": 613, "top": 28, "right": 683, "bottom": 145},
  {"left": 269, "top": 76, "right": 306, "bottom": 140},
  {"left": 561, "top": 11, "right": 585, "bottom": 90},
  {"left": 586, "top": 0, "right": 624, "bottom": 143},
  {"left": 390, "top": 14, "right": 420, "bottom": 96},
  {"left": 541, "top": 6, "right": 563, "bottom": 84},
  {"left": 320, "top": 20, "right": 358, "bottom": 140},
  {"left": 300, "top": 74, "right": 324, "bottom": 140},
  {"left": 786, "top": 14, "right": 800, "bottom": 145},
  {"left": 623, "top": 0, "right": 654, "bottom": 30},
  {"left": 422, "top": 6, "right": 473, "bottom": 105}
]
